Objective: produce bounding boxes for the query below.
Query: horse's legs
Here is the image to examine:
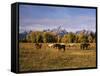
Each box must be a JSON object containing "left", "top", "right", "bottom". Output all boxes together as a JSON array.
[
  {"left": 86, "top": 45, "right": 88, "bottom": 50},
  {"left": 63, "top": 47, "right": 65, "bottom": 52},
  {"left": 83, "top": 45, "right": 85, "bottom": 50}
]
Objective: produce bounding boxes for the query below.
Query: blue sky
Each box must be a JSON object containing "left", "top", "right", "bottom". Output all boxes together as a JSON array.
[{"left": 19, "top": 4, "right": 96, "bottom": 33}]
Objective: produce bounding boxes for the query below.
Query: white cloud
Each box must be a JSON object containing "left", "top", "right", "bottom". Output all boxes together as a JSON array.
[{"left": 19, "top": 14, "right": 96, "bottom": 32}]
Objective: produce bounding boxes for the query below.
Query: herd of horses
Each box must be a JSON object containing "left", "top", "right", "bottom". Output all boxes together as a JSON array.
[{"left": 34, "top": 43, "right": 90, "bottom": 51}]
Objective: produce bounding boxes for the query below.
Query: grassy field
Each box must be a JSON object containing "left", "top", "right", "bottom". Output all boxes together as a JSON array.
[{"left": 19, "top": 43, "right": 96, "bottom": 71}]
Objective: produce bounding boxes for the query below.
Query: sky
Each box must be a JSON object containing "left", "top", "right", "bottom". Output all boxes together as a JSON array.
[{"left": 19, "top": 4, "right": 96, "bottom": 33}]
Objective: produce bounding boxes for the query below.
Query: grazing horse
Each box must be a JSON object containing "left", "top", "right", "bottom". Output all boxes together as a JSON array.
[
  {"left": 34, "top": 43, "right": 42, "bottom": 49},
  {"left": 53, "top": 44, "right": 65, "bottom": 51},
  {"left": 80, "top": 43, "right": 90, "bottom": 50},
  {"left": 67, "top": 43, "right": 76, "bottom": 48},
  {"left": 48, "top": 43, "right": 54, "bottom": 48}
]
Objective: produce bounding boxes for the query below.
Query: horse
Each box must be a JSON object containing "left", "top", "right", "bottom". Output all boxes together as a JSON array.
[
  {"left": 34, "top": 43, "right": 42, "bottom": 49},
  {"left": 80, "top": 43, "right": 90, "bottom": 50},
  {"left": 53, "top": 43, "right": 66, "bottom": 51},
  {"left": 67, "top": 43, "right": 76, "bottom": 47},
  {"left": 48, "top": 43, "right": 54, "bottom": 48}
]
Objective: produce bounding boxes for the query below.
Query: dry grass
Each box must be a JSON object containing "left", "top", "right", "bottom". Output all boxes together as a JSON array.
[{"left": 19, "top": 43, "right": 96, "bottom": 71}]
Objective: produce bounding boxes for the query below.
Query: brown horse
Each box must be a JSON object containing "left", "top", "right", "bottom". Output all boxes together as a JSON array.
[{"left": 34, "top": 43, "right": 42, "bottom": 49}]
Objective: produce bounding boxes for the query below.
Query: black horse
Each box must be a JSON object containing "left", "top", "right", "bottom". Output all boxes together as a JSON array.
[
  {"left": 80, "top": 43, "right": 90, "bottom": 50},
  {"left": 53, "top": 44, "right": 65, "bottom": 51}
]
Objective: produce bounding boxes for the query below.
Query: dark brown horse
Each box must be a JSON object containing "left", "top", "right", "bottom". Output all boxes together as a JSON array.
[
  {"left": 53, "top": 44, "right": 65, "bottom": 51},
  {"left": 80, "top": 43, "right": 90, "bottom": 50}
]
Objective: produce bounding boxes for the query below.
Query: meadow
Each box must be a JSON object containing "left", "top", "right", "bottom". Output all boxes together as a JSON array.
[{"left": 19, "top": 43, "right": 96, "bottom": 71}]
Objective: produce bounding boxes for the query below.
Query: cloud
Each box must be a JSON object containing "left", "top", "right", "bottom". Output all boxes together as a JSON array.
[{"left": 19, "top": 12, "right": 96, "bottom": 33}]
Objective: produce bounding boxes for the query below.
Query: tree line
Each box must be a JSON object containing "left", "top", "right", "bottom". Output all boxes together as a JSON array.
[{"left": 19, "top": 31, "right": 96, "bottom": 43}]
